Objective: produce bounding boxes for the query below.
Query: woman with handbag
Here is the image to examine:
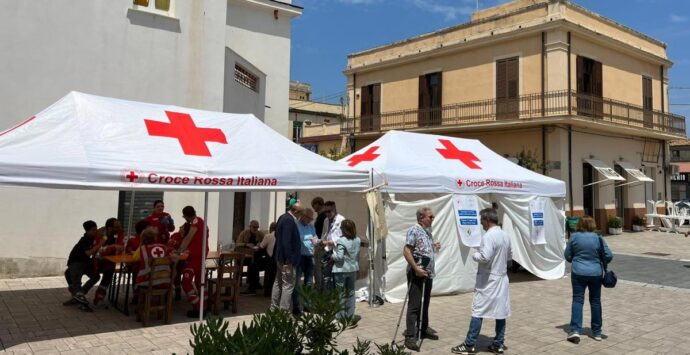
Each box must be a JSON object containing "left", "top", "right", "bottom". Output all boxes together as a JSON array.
[{"left": 564, "top": 216, "right": 613, "bottom": 344}]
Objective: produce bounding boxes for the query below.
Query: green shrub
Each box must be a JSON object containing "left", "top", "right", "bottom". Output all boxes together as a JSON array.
[
  {"left": 632, "top": 215, "right": 646, "bottom": 226},
  {"left": 189, "top": 286, "right": 410, "bottom": 355},
  {"left": 607, "top": 215, "right": 622, "bottom": 229}
]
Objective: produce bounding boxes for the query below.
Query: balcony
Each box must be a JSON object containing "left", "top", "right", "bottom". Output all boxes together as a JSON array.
[{"left": 342, "top": 90, "right": 686, "bottom": 137}]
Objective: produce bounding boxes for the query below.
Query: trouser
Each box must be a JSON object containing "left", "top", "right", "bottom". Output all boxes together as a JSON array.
[
  {"left": 321, "top": 250, "right": 335, "bottom": 290},
  {"left": 334, "top": 271, "right": 357, "bottom": 320},
  {"left": 404, "top": 270, "right": 432, "bottom": 339},
  {"left": 570, "top": 273, "right": 603, "bottom": 336},
  {"left": 264, "top": 256, "right": 276, "bottom": 297},
  {"left": 464, "top": 317, "right": 506, "bottom": 347},
  {"left": 247, "top": 252, "right": 268, "bottom": 290},
  {"left": 292, "top": 255, "right": 315, "bottom": 311},
  {"left": 67, "top": 262, "right": 100, "bottom": 296},
  {"left": 313, "top": 247, "right": 324, "bottom": 290},
  {"left": 271, "top": 261, "right": 295, "bottom": 310},
  {"left": 182, "top": 256, "right": 208, "bottom": 310}
]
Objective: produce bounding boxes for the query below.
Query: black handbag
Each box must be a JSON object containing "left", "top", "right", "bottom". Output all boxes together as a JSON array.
[{"left": 597, "top": 236, "right": 617, "bottom": 288}]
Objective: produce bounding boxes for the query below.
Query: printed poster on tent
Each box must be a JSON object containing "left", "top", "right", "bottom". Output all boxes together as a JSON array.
[
  {"left": 529, "top": 198, "right": 547, "bottom": 245},
  {"left": 452, "top": 194, "right": 481, "bottom": 247}
]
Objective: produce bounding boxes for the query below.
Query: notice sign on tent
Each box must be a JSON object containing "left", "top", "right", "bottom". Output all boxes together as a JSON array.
[
  {"left": 529, "top": 198, "right": 547, "bottom": 245},
  {"left": 452, "top": 194, "right": 481, "bottom": 247}
]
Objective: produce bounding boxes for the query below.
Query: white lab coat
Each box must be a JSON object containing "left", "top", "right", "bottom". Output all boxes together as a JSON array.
[{"left": 471, "top": 225, "right": 512, "bottom": 319}]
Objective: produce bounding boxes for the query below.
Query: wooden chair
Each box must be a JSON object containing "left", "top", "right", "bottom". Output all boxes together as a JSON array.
[
  {"left": 136, "top": 256, "right": 175, "bottom": 327},
  {"left": 208, "top": 252, "right": 244, "bottom": 315},
  {"left": 233, "top": 245, "right": 255, "bottom": 286}
]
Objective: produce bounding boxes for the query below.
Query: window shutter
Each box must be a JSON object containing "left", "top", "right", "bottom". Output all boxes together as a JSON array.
[
  {"left": 372, "top": 83, "right": 381, "bottom": 115},
  {"left": 506, "top": 58, "right": 519, "bottom": 99},
  {"left": 496, "top": 60, "right": 507, "bottom": 100},
  {"left": 593, "top": 60, "right": 603, "bottom": 97},
  {"left": 118, "top": 191, "right": 164, "bottom": 235},
  {"left": 418, "top": 75, "right": 429, "bottom": 109},
  {"left": 576, "top": 56, "right": 584, "bottom": 93},
  {"left": 360, "top": 85, "right": 371, "bottom": 117}
]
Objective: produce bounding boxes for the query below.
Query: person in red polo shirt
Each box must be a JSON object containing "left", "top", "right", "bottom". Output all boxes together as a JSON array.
[
  {"left": 146, "top": 200, "right": 175, "bottom": 244},
  {"left": 178, "top": 206, "right": 209, "bottom": 318}
]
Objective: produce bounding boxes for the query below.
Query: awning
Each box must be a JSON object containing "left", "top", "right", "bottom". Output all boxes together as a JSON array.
[
  {"left": 673, "top": 162, "right": 690, "bottom": 174},
  {"left": 615, "top": 161, "right": 654, "bottom": 186},
  {"left": 583, "top": 159, "right": 625, "bottom": 187}
]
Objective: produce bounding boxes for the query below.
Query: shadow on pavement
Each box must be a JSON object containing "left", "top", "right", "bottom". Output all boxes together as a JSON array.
[{"left": 0, "top": 286, "right": 270, "bottom": 350}]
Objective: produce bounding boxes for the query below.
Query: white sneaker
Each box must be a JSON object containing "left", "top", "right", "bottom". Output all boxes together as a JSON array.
[
  {"left": 567, "top": 332, "right": 580, "bottom": 344},
  {"left": 593, "top": 334, "right": 602, "bottom": 341}
]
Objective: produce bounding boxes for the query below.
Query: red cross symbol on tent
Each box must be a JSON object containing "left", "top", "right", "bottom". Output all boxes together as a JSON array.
[
  {"left": 151, "top": 246, "right": 165, "bottom": 258},
  {"left": 145, "top": 111, "right": 227, "bottom": 157},
  {"left": 125, "top": 171, "right": 139, "bottom": 182},
  {"left": 436, "top": 139, "right": 481, "bottom": 169},
  {"left": 346, "top": 146, "right": 381, "bottom": 167}
]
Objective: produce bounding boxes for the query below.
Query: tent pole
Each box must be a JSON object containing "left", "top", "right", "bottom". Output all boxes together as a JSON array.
[
  {"left": 368, "top": 169, "right": 375, "bottom": 307},
  {"left": 199, "top": 192, "right": 209, "bottom": 322},
  {"left": 124, "top": 191, "right": 136, "bottom": 250}
]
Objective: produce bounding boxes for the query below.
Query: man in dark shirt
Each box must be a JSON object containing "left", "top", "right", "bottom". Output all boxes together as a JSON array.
[
  {"left": 311, "top": 197, "right": 327, "bottom": 289},
  {"left": 65, "top": 220, "right": 103, "bottom": 309},
  {"left": 271, "top": 204, "right": 303, "bottom": 310}
]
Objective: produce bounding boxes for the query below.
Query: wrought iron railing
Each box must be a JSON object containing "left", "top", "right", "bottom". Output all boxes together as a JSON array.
[{"left": 341, "top": 90, "right": 686, "bottom": 136}]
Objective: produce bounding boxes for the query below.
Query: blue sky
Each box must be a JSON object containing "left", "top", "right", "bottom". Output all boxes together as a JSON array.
[{"left": 289, "top": 0, "right": 690, "bottom": 120}]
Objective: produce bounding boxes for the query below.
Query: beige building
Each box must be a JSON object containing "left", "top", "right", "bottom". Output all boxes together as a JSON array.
[
  {"left": 288, "top": 81, "right": 346, "bottom": 157},
  {"left": 308, "top": 0, "right": 687, "bottom": 231}
]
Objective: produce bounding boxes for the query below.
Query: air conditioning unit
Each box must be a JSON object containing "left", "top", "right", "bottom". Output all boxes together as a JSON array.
[{"left": 668, "top": 164, "right": 680, "bottom": 175}]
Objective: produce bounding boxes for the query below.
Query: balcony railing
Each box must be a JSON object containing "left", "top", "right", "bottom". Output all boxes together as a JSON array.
[{"left": 342, "top": 90, "right": 686, "bottom": 136}]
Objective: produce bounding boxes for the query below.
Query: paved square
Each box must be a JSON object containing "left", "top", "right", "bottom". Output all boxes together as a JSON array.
[{"left": 2, "top": 231, "right": 690, "bottom": 354}]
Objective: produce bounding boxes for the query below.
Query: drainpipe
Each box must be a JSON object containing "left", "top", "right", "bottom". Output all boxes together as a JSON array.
[
  {"left": 541, "top": 31, "right": 545, "bottom": 117},
  {"left": 660, "top": 65, "right": 665, "bottom": 114},
  {"left": 567, "top": 32, "right": 572, "bottom": 115},
  {"left": 352, "top": 73, "right": 357, "bottom": 135},
  {"left": 568, "top": 125, "right": 573, "bottom": 216},
  {"left": 542, "top": 125, "right": 547, "bottom": 175},
  {"left": 663, "top": 139, "right": 668, "bottom": 202}
]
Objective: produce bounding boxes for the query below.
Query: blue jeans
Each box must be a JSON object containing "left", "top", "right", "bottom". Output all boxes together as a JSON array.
[
  {"left": 570, "top": 273, "right": 602, "bottom": 335},
  {"left": 465, "top": 317, "right": 506, "bottom": 347},
  {"left": 292, "top": 255, "right": 314, "bottom": 311},
  {"left": 334, "top": 271, "right": 357, "bottom": 320}
]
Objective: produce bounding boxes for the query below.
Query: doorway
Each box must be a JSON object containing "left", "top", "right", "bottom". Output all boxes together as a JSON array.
[
  {"left": 232, "top": 192, "right": 247, "bottom": 241},
  {"left": 583, "top": 163, "right": 594, "bottom": 217},
  {"left": 614, "top": 164, "right": 625, "bottom": 221}
]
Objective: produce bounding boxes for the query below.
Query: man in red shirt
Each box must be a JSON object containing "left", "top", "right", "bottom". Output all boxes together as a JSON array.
[
  {"left": 146, "top": 200, "right": 175, "bottom": 244},
  {"left": 178, "top": 206, "right": 209, "bottom": 318}
]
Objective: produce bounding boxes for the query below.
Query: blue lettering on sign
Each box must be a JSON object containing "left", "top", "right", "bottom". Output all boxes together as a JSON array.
[
  {"left": 458, "top": 210, "right": 477, "bottom": 217},
  {"left": 460, "top": 219, "right": 478, "bottom": 225},
  {"left": 532, "top": 212, "right": 544, "bottom": 219},
  {"left": 534, "top": 220, "right": 544, "bottom": 226}
]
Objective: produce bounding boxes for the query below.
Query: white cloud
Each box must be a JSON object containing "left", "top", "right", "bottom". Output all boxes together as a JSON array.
[
  {"left": 409, "top": 0, "right": 475, "bottom": 21},
  {"left": 670, "top": 14, "right": 688, "bottom": 23}
]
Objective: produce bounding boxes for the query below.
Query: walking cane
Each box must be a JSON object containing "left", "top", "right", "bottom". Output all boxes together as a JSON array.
[
  {"left": 416, "top": 277, "right": 426, "bottom": 349},
  {"left": 391, "top": 278, "right": 412, "bottom": 345}
]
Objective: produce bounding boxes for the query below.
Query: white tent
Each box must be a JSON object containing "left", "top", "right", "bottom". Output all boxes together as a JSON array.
[
  {"left": 0, "top": 92, "right": 369, "bottom": 191},
  {"left": 339, "top": 131, "right": 567, "bottom": 302},
  {"left": 0, "top": 91, "right": 370, "bottom": 317}
]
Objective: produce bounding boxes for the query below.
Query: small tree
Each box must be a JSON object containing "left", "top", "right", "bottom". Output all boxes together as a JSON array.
[
  {"left": 513, "top": 147, "right": 549, "bottom": 173},
  {"left": 189, "top": 287, "right": 409, "bottom": 355}
]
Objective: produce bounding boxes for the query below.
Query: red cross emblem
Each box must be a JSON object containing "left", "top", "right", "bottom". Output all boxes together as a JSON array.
[
  {"left": 436, "top": 139, "right": 481, "bottom": 169},
  {"left": 346, "top": 146, "right": 381, "bottom": 167},
  {"left": 125, "top": 171, "right": 139, "bottom": 182},
  {"left": 151, "top": 246, "right": 165, "bottom": 258},
  {"left": 145, "top": 111, "right": 227, "bottom": 157}
]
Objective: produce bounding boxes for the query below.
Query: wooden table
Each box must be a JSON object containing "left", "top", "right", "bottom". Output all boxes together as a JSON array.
[{"left": 104, "top": 253, "right": 190, "bottom": 315}]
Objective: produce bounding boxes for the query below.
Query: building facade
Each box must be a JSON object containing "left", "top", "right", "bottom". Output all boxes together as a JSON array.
[
  {"left": 0, "top": 0, "right": 301, "bottom": 277},
  {"left": 310, "top": 0, "right": 686, "bottom": 231}
]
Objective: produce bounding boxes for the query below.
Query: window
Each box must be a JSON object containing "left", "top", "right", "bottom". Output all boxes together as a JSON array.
[
  {"left": 234, "top": 64, "right": 259, "bottom": 92},
  {"left": 132, "top": 0, "right": 173, "bottom": 15},
  {"left": 642, "top": 140, "right": 661, "bottom": 163},
  {"left": 360, "top": 83, "right": 381, "bottom": 132},
  {"left": 643, "top": 76, "right": 653, "bottom": 128},
  {"left": 419, "top": 72, "right": 443, "bottom": 126},
  {"left": 576, "top": 56, "right": 603, "bottom": 118},
  {"left": 496, "top": 58, "right": 518, "bottom": 120},
  {"left": 292, "top": 121, "right": 303, "bottom": 143}
]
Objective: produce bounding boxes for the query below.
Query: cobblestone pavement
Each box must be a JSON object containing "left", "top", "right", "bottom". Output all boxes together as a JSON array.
[{"left": 2, "top": 231, "right": 690, "bottom": 354}]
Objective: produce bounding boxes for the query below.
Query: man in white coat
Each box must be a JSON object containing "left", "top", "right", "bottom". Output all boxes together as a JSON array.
[{"left": 452, "top": 208, "right": 511, "bottom": 355}]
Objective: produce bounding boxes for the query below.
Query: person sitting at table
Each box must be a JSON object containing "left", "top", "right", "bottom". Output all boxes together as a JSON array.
[
  {"left": 92, "top": 217, "right": 125, "bottom": 306},
  {"left": 129, "top": 219, "right": 159, "bottom": 305},
  {"left": 133, "top": 229, "right": 183, "bottom": 289},
  {"left": 178, "top": 206, "right": 210, "bottom": 318},
  {"left": 257, "top": 222, "right": 277, "bottom": 297},
  {"left": 168, "top": 224, "right": 189, "bottom": 300},
  {"left": 237, "top": 220, "right": 266, "bottom": 294},
  {"left": 64, "top": 220, "right": 103, "bottom": 310},
  {"left": 146, "top": 199, "right": 176, "bottom": 244}
]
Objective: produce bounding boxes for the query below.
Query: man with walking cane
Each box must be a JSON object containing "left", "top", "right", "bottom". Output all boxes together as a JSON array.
[{"left": 402, "top": 207, "right": 441, "bottom": 351}]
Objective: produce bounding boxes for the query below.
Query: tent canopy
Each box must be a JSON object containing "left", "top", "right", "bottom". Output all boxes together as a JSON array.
[
  {"left": 340, "top": 130, "right": 566, "bottom": 197},
  {"left": 0, "top": 92, "right": 369, "bottom": 191}
]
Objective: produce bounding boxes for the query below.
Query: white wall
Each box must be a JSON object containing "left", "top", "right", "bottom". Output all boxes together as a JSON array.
[{"left": 0, "top": 0, "right": 266, "bottom": 277}]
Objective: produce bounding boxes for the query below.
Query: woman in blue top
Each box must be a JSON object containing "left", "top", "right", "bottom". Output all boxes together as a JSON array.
[
  {"left": 331, "top": 219, "right": 361, "bottom": 322},
  {"left": 564, "top": 216, "right": 613, "bottom": 344}
]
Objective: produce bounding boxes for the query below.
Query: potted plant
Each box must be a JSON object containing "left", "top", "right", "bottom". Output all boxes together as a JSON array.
[
  {"left": 608, "top": 216, "right": 623, "bottom": 235},
  {"left": 632, "top": 215, "right": 646, "bottom": 232}
]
